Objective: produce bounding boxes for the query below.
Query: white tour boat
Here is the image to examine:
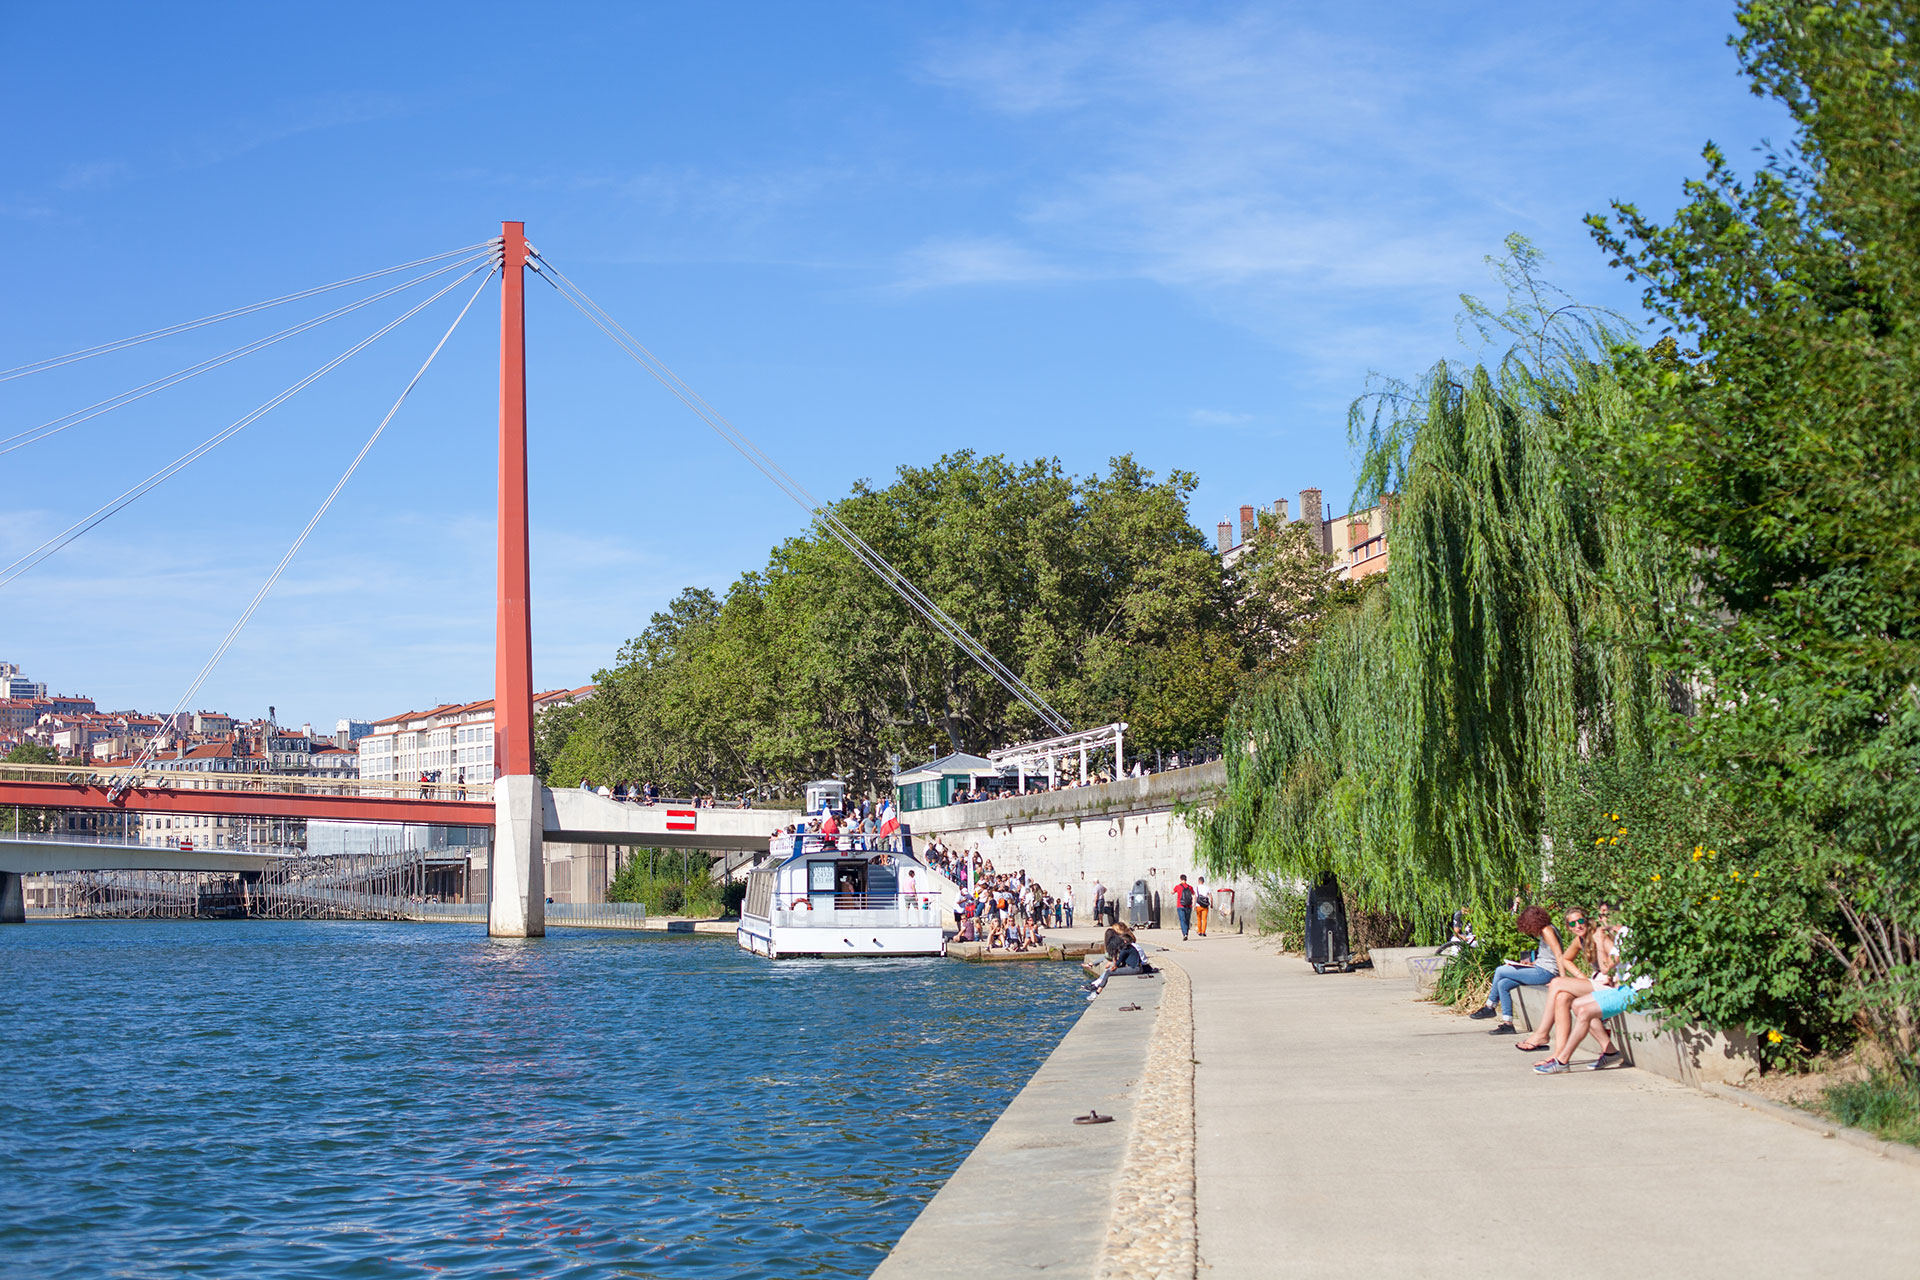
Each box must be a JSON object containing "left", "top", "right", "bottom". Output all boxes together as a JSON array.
[{"left": 737, "top": 826, "right": 947, "bottom": 958}]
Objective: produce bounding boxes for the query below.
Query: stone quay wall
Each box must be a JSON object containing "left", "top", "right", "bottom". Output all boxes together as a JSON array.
[{"left": 904, "top": 761, "right": 1256, "bottom": 926}]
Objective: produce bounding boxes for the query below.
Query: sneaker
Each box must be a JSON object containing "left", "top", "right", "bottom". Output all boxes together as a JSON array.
[
  {"left": 1085, "top": 991, "right": 1099, "bottom": 1002},
  {"left": 1589, "top": 1048, "right": 1622, "bottom": 1071},
  {"left": 1488, "top": 1023, "right": 1517, "bottom": 1036},
  {"left": 1533, "top": 1059, "right": 1570, "bottom": 1075},
  {"left": 1467, "top": 1006, "right": 1497, "bottom": 1021}
]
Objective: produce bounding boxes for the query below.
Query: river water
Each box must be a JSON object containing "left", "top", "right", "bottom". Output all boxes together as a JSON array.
[{"left": 0, "top": 921, "right": 1084, "bottom": 1278}]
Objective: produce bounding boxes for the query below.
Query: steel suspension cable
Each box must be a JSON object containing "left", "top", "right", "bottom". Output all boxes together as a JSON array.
[
  {"left": 526, "top": 252, "right": 1071, "bottom": 735},
  {"left": 125, "top": 267, "right": 498, "bottom": 779},
  {"left": 533, "top": 257, "right": 1069, "bottom": 734},
  {"left": 0, "top": 239, "right": 501, "bottom": 383},
  {"left": 0, "top": 256, "right": 499, "bottom": 590},
  {"left": 531, "top": 255, "right": 1070, "bottom": 733},
  {"left": 0, "top": 248, "right": 498, "bottom": 457}
]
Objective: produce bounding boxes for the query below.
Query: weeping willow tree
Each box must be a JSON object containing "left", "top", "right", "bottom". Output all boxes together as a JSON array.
[{"left": 1197, "top": 240, "right": 1664, "bottom": 938}]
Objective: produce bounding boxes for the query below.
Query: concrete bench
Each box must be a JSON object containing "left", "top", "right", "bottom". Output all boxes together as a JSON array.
[{"left": 1510, "top": 982, "right": 1758, "bottom": 1087}]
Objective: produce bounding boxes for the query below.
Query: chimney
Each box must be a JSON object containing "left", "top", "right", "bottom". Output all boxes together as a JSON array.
[
  {"left": 1216, "top": 520, "right": 1234, "bottom": 552},
  {"left": 1300, "top": 488, "right": 1328, "bottom": 551},
  {"left": 1274, "top": 498, "right": 1289, "bottom": 524},
  {"left": 1239, "top": 504, "right": 1256, "bottom": 544}
]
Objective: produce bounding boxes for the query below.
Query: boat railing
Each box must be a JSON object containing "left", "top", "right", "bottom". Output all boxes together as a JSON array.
[
  {"left": 775, "top": 834, "right": 910, "bottom": 857},
  {"left": 767, "top": 894, "right": 943, "bottom": 925}
]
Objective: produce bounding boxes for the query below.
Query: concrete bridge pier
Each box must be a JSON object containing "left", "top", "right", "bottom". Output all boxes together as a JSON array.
[
  {"left": 0, "top": 871, "right": 23, "bottom": 924},
  {"left": 488, "top": 775, "right": 545, "bottom": 937}
]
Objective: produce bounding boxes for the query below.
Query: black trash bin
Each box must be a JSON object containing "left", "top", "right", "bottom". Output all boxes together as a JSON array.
[
  {"left": 1304, "top": 872, "right": 1351, "bottom": 973},
  {"left": 1127, "top": 879, "right": 1152, "bottom": 928}
]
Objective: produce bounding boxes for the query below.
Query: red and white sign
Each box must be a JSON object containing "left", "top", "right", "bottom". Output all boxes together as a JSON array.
[{"left": 665, "top": 808, "right": 697, "bottom": 832}]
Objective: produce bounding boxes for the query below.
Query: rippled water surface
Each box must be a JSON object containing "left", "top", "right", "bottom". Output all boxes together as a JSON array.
[{"left": 0, "top": 921, "right": 1083, "bottom": 1278}]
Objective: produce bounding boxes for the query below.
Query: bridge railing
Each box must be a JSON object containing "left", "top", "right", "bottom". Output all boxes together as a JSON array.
[{"left": 0, "top": 760, "right": 493, "bottom": 804}]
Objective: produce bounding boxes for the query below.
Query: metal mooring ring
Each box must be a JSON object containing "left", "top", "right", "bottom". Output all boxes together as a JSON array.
[{"left": 1073, "top": 1111, "right": 1114, "bottom": 1125}]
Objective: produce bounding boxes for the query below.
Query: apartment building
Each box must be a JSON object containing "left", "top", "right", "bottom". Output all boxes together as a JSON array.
[
  {"left": 1216, "top": 487, "right": 1392, "bottom": 582},
  {"left": 355, "top": 685, "right": 595, "bottom": 783}
]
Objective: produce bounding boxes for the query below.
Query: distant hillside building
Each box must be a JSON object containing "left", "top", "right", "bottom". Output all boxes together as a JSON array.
[{"left": 0, "top": 661, "right": 47, "bottom": 701}]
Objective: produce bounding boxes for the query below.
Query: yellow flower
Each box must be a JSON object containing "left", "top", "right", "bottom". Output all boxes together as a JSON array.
[
  {"left": 1731, "top": 870, "right": 1741, "bottom": 879},
  {"left": 1609, "top": 813, "right": 1619, "bottom": 821},
  {"left": 1651, "top": 873, "right": 1661, "bottom": 882},
  {"left": 1616, "top": 827, "right": 1628, "bottom": 835},
  {"left": 1710, "top": 894, "right": 1720, "bottom": 901},
  {"left": 1768, "top": 1030, "right": 1784, "bottom": 1045},
  {"left": 1609, "top": 837, "right": 1619, "bottom": 845},
  {"left": 1692, "top": 847, "right": 1704, "bottom": 861}
]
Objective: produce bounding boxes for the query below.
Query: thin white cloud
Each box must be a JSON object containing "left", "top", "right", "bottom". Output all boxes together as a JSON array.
[
  {"left": 177, "top": 91, "right": 410, "bottom": 167},
  {"left": 892, "top": 236, "right": 1079, "bottom": 289},
  {"left": 56, "top": 160, "right": 129, "bottom": 193},
  {"left": 1188, "top": 408, "right": 1253, "bottom": 427},
  {"left": 906, "top": 3, "right": 1759, "bottom": 364}
]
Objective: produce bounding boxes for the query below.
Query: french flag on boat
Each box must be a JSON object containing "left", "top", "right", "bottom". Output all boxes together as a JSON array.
[{"left": 878, "top": 799, "right": 899, "bottom": 837}]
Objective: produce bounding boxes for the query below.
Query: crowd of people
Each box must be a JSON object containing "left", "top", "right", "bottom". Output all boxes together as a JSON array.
[
  {"left": 909, "top": 835, "right": 1070, "bottom": 951},
  {"left": 576, "top": 779, "right": 744, "bottom": 808},
  {"left": 948, "top": 768, "right": 1138, "bottom": 805},
  {"left": 1467, "top": 901, "right": 1653, "bottom": 1073}
]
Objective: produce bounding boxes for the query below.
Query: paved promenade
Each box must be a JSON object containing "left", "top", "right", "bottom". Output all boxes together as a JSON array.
[{"left": 1180, "top": 935, "right": 1920, "bottom": 1279}]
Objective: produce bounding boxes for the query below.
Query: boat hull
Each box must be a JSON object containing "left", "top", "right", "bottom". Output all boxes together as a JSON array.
[{"left": 737, "top": 913, "right": 945, "bottom": 958}]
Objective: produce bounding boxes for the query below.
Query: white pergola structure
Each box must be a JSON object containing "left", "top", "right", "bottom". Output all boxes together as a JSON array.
[{"left": 988, "top": 722, "right": 1127, "bottom": 791}]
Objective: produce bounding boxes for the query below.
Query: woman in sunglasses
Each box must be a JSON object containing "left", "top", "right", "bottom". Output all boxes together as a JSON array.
[{"left": 1525, "top": 910, "right": 1611, "bottom": 1073}]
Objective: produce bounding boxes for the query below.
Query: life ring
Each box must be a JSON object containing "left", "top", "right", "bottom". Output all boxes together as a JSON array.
[{"left": 791, "top": 897, "right": 812, "bottom": 911}]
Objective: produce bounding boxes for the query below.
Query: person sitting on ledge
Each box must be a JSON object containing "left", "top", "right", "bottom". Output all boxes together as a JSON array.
[
  {"left": 1087, "top": 922, "right": 1143, "bottom": 999},
  {"left": 1556, "top": 962, "right": 1652, "bottom": 1071},
  {"left": 1519, "top": 908, "right": 1605, "bottom": 1064},
  {"left": 1469, "top": 906, "right": 1567, "bottom": 1034}
]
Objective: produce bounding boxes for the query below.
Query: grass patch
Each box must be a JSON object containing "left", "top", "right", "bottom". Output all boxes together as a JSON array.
[{"left": 1820, "top": 1072, "right": 1920, "bottom": 1147}]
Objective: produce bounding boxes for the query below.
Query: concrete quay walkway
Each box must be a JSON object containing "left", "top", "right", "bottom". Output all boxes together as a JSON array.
[{"left": 1180, "top": 935, "right": 1920, "bottom": 1279}]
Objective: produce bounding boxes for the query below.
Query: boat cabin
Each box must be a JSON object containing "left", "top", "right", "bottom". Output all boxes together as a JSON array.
[{"left": 737, "top": 827, "right": 946, "bottom": 958}]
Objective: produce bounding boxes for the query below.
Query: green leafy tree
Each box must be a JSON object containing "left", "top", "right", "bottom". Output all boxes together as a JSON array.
[
  {"left": 1197, "top": 244, "right": 1660, "bottom": 940},
  {"left": 556, "top": 452, "right": 1245, "bottom": 799},
  {"left": 1226, "top": 514, "right": 1355, "bottom": 670},
  {"left": 1588, "top": 0, "right": 1920, "bottom": 1076}
]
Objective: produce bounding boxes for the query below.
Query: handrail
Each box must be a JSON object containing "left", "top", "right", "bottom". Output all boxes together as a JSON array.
[
  {"left": 777, "top": 893, "right": 941, "bottom": 911},
  {"left": 0, "top": 760, "right": 493, "bottom": 803}
]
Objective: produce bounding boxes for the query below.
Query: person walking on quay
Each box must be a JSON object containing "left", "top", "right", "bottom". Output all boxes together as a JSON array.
[
  {"left": 1093, "top": 880, "right": 1106, "bottom": 925},
  {"left": 1063, "top": 883, "right": 1075, "bottom": 929},
  {"left": 1195, "top": 876, "right": 1211, "bottom": 936},
  {"left": 1171, "top": 874, "right": 1196, "bottom": 940}
]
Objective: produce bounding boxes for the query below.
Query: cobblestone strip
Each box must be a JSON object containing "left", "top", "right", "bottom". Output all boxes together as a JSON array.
[{"left": 1095, "top": 960, "right": 1196, "bottom": 1280}]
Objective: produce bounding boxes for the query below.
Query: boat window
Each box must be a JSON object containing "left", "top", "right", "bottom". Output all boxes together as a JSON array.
[{"left": 808, "top": 861, "right": 836, "bottom": 893}]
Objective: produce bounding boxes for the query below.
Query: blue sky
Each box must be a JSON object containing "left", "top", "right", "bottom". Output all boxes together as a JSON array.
[{"left": 2, "top": 2, "right": 1787, "bottom": 728}]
